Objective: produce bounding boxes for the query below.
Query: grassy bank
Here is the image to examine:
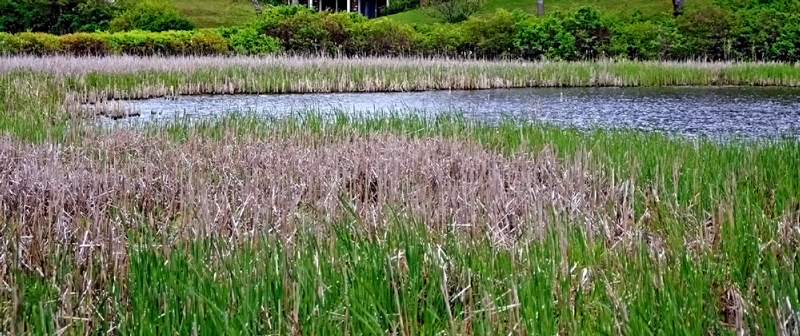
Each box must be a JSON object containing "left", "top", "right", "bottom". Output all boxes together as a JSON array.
[
  {"left": 3, "top": 56, "right": 800, "bottom": 141},
  {"left": 1, "top": 114, "right": 799, "bottom": 334},
  {"left": 172, "top": 0, "right": 257, "bottom": 28}
]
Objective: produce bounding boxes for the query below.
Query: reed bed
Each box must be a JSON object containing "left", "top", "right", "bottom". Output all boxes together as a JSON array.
[
  {"left": 0, "top": 128, "right": 624, "bottom": 244},
  {"left": 3, "top": 55, "right": 800, "bottom": 142},
  {"left": 7, "top": 56, "right": 793, "bottom": 77},
  {"left": 1, "top": 115, "right": 799, "bottom": 335},
  {"left": 1, "top": 56, "right": 800, "bottom": 334}
]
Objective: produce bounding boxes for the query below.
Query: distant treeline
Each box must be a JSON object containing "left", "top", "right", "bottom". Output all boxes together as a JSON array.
[{"left": 3, "top": 1, "right": 800, "bottom": 61}]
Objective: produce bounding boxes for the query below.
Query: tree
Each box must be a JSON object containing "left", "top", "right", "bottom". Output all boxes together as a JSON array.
[
  {"left": 423, "top": 0, "right": 484, "bottom": 23},
  {"left": 537, "top": 0, "right": 543, "bottom": 16},
  {"left": 672, "top": 0, "right": 684, "bottom": 16}
]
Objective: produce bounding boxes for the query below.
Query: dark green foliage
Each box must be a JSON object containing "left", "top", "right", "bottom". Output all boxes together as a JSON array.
[
  {"left": 414, "top": 23, "right": 468, "bottom": 56},
  {"left": 559, "top": 6, "right": 613, "bottom": 59},
  {"left": 609, "top": 21, "right": 677, "bottom": 60},
  {"left": 0, "top": 0, "right": 117, "bottom": 34},
  {"left": 219, "top": 27, "right": 283, "bottom": 55},
  {"left": 249, "top": 6, "right": 338, "bottom": 54},
  {"left": 0, "top": 32, "right": 11, "bottom": 54},
  {"left": 729, "top": 8, "right": 785, "bottom": 60},
  {"left": 59, "top": 0, "right": 118, "bottom": 32},
  {"left": 247, "top": 5, "right": 313, "bottom": 34},
  {"left": 109, "top": 1, "right": 195, "bottom": 32},
  {"left": 462, "top": 9, "right": 517, "bottom": 57},
  {"left": 350, "top": 18, "right": 416, "bottom": 55},
  {"left": 269, "top": 9, "right": 333, "bottom": 54},
  {"left": 513, "top": 14, "right": 577, "bottom": 60},
  {"left": 675, "top": 6, "right": 737, "bottom": 59},
  {"left": 772, "top": 18, "right": 800, "bottom": 61},
  {"left": 3, "top": 3, "right": 800, "bottom": 61}
]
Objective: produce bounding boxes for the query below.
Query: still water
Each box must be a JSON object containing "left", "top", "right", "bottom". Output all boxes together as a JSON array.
[{"left": 107, "top": 86, "right": 800, "bottom": 140}]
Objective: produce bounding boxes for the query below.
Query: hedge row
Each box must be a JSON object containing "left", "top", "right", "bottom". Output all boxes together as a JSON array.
[
  {"left": 3, "top": 5, "right": 800, "bottom": 61},
  {"left": 244, "top": 5, "right": 800, "bottom": 61},
  {"left": 0, "top": 28, "right": 282, "bottom": 56}
]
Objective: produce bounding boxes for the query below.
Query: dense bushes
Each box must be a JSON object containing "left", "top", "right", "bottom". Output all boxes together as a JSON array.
[
  {"left": 0, "top": 29, "right": 272, "bottom": 56},
  {"left": 60, "top": 33, "right": 110, "bottom": 56},
  {"left": 351, "top": 18, "right": 416, "bottom": 55},
  {"left": 609, "top": 21, "right": 676, "bottom": 60},
  {"left": 4, "top": 32, "right": 62, "bottom": 55},
  {"left": 3, "top": 4, "right": 800, "bottom": 61},
  {"left": 219, "top": 28, "right": 283, "bottom": 55},
  {"left": 0, "top": 0, "right": 118, "bottom": 34},
  {"left": 0, "top": 0, "right": 195, "bottom": 35},
  {"left": 414, "top": 23, "right": 467, "bottom": 56},
  {"left": 96, "top": 30, "right": 227, "bottom": 55},
  {"left": 237, "top": 4, "right": 800, "bottom": 61}
]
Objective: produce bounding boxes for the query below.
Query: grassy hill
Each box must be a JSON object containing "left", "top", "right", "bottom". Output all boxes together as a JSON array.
[
  {"left": 388, "top": 0, "right": 715, "bottom": 24},
  {"left": 173, "top": 0, "right": 257, "bottom": 27},
  {"left": 174, "top": 0, "right": 716, "bottom": 27}
]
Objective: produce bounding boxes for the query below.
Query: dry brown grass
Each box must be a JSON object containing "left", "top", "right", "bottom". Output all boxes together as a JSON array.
[
  {"left": 0, "top": 126, "right": 648, "bottom": 327},
  {"left": 3, "top": 56, "right": 790, "bottom": 77},
  {"left": 0, "top": 127, "right": 636, "bottom": 280}
]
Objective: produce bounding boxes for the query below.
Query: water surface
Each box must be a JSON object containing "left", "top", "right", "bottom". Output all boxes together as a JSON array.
[{"left": 106, "top": 86, "right": 800, "bottom": 140}]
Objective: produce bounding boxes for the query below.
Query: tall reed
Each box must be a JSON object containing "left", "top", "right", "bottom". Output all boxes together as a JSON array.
[{"left": 1, "top": 115, "right": 799, "bottom": 335}]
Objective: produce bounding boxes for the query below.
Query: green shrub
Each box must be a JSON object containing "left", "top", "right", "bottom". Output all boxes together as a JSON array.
[
  {"left": 463, "top": 10, "right": 517, "bottom": 57},
  {"left": 609, "top": 21, "right": 676, "bottom": 60},
  {"left": 61, "top": 0, "right": 118, "bottom": 33},
  {"left": 263, "top": 8, "right": 331, "bottom": 54},
  {"left": 513, "top": 15, "right": 577, "bottom": 60},
  {"left": 771, "top": 17, "right": 800, "bottom": 61},
  {"left": 414, "top": 23, "right": 468, "bottom": 56},
  {"left": 320, "top": 12, "right": 363, "bottom": 53},
  {"left": 350, "top": 17, "right": 416, "bottom": 55},
  {"left": 59, "top": 32, "right": 109, "bottom": 56},
  {"left": 559, "top": 6, "right": 613, "bottom": 59},
  {"left": 189, "top": 34, "right": 229, "bottom": 55},
  {"left": 226, "top": 28, "right": 282, "bottom": 55},
  {"left": 0, "top": 32, "right": 12, "bottom": 55},
  {"left": 109, "top": 1, "right": 194, "bottom": 32},
  {"left": 676, "top": 6, "right": 737, "bottom": 59},
  {"left": 732, "top": 8, "right": 793, "bottom": 60},
  {"left": 248, "top": 5, "right": 312, "bottom": 35},
  {"left": 11, "top": 32, "right": 61, "bottom": 55},
  {"left": 0, "top": 0, "right": 117, "bottom": 34},
  {"left": 98, "top": 30, "right": 214, "bottom": 56}
]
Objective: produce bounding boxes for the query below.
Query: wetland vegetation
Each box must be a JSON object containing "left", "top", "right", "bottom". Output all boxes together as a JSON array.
[{"left": 1, "top": 54, "right": 800, "bottom": 335}]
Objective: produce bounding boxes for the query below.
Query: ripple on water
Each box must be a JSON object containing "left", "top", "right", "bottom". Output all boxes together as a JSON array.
[{"left": 95, "top": 86, "right": 800, "bottom": 141}]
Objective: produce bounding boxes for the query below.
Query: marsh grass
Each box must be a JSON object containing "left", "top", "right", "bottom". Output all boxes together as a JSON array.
[
  {"left": 1, "top": 56, "right": 800, "bottom": 334},
  {"left": 1, "top": 114, "right": 799, "bottom": 335},
  {"left": 3, "top": 56, "right": 800, "bottom": 142}
]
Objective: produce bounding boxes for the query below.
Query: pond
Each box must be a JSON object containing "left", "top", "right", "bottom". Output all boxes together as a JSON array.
[{"left": 101, "top": 86, "right": 800, "bottom": 140}]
